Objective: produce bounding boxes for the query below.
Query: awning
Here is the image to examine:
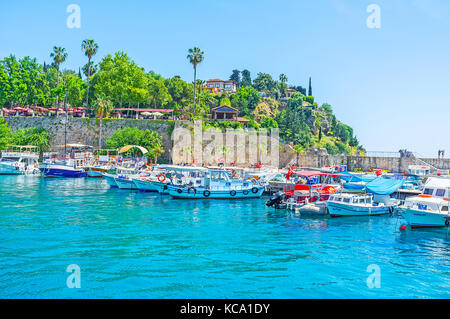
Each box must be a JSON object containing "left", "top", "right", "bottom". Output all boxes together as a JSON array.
[
  {"left": 365, "top": 178, "right": 404, "bottom": 195},
  {"left": 118, "top": 145, "right": 148, "bottom": 155}
]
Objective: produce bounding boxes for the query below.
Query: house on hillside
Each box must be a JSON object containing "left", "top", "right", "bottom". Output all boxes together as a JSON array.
[
  {"left": 286, "top": 88, "right": 297, "bottom": 98},
  {"left": 206, "top": 79, "right": 238, "bottom": 93},
  {"left": 210, "top": 105, "right": 250, "bottom": 124}
]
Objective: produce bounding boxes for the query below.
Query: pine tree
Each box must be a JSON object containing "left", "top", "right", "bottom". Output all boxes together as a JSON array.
[
  {"left": 43, "top": 61, "right": 47, "bottom": 72},
  {"left": 308, "top": 77, "right": 312, "bottom": 96},
  {"left": 78, "top": 67, "right": 82, "bottom": 79},
  {"left": 230, "top": 70, "right": 240, "bottom": 86}
]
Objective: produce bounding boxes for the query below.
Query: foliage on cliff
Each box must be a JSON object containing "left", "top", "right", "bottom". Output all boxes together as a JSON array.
[
  {"left": 0, "top": 119, "right": 51, "bottom": 153},
  {"left": 105, "top": 127, "right": 164, "bottom": 163},
  {"left": 0, "top": 46, "right": 364, "bottom": 155}
]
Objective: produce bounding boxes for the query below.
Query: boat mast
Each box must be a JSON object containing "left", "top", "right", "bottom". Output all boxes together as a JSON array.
[{"left": 64, "top": 88, "right": 68, "bottom": 157}]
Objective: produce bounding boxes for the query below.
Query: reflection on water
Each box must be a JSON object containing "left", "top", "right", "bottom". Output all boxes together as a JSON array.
[{"left": 0, "top": 175, "right": 449, "bottom": 298}]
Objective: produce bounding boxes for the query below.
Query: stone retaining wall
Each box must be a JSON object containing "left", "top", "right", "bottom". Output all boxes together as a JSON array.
[{"left": 4, "top": 117, "right": 450, "bottom": 171}]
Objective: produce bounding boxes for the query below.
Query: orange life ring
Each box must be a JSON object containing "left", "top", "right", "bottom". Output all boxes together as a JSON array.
[
  {"left": 418, "top": 194, "right": 432, "bottom": 198},
  {"left": 158, "top": 173, "right": 166, "bottom": 182},
  {"left": 443, "top": 197, "right": 450, "bottom": 201}
]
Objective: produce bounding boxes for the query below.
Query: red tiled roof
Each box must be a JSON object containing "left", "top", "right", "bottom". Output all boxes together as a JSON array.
[{"left": 114, "top": 108, "right": 173, "bottom": 113}]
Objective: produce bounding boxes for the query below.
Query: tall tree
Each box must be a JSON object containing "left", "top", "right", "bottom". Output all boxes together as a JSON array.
[
  {"left": 230, "top": 69, "right": 240, "bottom": 86},
  {"left": 308, "top": 77, "right": 312, "bottom": 96},
  {"left": 93, "top": 94, "right": 113, "bottom": 149},
  {"left": 78, "top": 67, "right": 82, "bottom": 79},
  {"left": 186, "top": 47, "right": 204, "bottom": 117},
  {"left": 81, "top": 39, "right": 99, "bottom": 108},
  {"left": 279, "top": 74, "right": 288, "bottom": 83},
  {"left": 253, "top": 73, "right": 276, "bottom": 93},
  {"left": 82, "top": 61, "right": 97, "bottom": 78},
  {"left": 241, "top": 69, "right": 252, "bottom": 87},
  {"left": 50, "top": 46, "right": 68, "bottom": 105}
]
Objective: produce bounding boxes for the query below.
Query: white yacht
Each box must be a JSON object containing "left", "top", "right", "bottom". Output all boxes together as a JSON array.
[
  {"left": 399, "top": 177, "right": 450, "bottom": 228},
  {"left": 0, "top": 146, "right": 40, "bottom": 175}
]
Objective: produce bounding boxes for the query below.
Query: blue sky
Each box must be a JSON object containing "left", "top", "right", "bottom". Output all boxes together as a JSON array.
[{"left": 1, "top": 0, "right": 449, "bottom": 157}]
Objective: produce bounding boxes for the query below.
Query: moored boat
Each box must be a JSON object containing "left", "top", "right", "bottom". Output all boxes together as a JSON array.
[
  {"left": 40, "top": 160, "right": 87, "bottom": 178},
  {"left": 168, "top": 169, "right": 265, "bottom": 199},
  {"left": 327, "top": 177, "right": 403, "bottom": 217},
  {"left": 327, "top": 193, "right": 398, "bottom": 217},
  {"left": 0, "top": 146, "right": 40, "bottom": 175},
  {"left": 399, "top": 177, "right": 450, "bottom": 228}
]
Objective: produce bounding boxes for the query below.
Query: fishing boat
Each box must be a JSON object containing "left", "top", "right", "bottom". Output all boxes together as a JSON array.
[
  {"left": 107, "top": 165, "right": 144, "bottom": 189},
  {"left": 407, "top": 165, "right": 431, "bottom": 177},
  {"left": 40, "top": 159, "right": 87, "bottom": 177},
  {"left": 327, "top": 193, "right": 399, "bottom": 217},
  {"left": 327, "top": 178, "right": 403, "bottom": 217},
  {"left": 102, "top": 145, "right": 148, "bottom": 190},
  {"left": 399, "top": 177, "right": 450, "bottom": 228},
  {"left": 0, "top": 145, "right": 40, "bottom": 175},
  {"left": 266, "top": 170, "right": 345, "bottom": 212},
  {"left": 167, "top": 169, "right": 265, "bottom": 199},
  {"left": 40, "top": 144, "right": 93, "bottom": 178},
  {"left": 86, "top": 151, "right": 117, "bottom": 177},
  {"left": 133, "top": 165, "right": 208, "bottom": 193}
]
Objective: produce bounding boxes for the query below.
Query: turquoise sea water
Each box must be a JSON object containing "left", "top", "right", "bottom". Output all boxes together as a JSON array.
[{"left": 0, "top": 175, "right": 449, "bottom": 298}]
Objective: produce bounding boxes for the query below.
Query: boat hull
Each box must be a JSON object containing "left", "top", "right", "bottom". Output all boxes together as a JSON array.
[
  {"left": 103, "top": 174, "right": 118, "bottom": 188},
  {"left": 40, "top": 165, "right": 87, "bottom": 178},
  {"left": 0, "top": 163, "right": 23, "bottom": 175},
  {"left": 401, "top": 208, "right": 449, "bottom": 228},
  {"left": 132, "top": 179, "right": 159, "bottom": 192},
  {"left": 115, "top": 177, "right": 138, "bottom": 190},
  {"left": 168, "top": 185, "right": 265, "bottom": 199},
  {"left": 87, "top": 167, "right": 107, "bottom": 177},
  {"left": 327, "top": 201, "right": 393, "bottom": 217}
]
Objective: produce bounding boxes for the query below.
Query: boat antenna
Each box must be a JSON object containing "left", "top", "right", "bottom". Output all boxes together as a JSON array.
[{"left": 64, "top": 85, "right": 68, "bottom": 157}]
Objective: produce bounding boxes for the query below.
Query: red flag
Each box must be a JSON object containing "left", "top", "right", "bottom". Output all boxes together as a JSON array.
[{"left": 286, "top": 167, "right": 294, "bottom": 180}]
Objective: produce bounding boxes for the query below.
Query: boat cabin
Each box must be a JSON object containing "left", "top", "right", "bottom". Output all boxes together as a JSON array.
[
  {"left": 404, "top": 195, "right": 449, "bottom": 213},
  {"left": 408, "top": 165, "right": 431, "bottom": 176},
  {"left": 329, "top": 193, "right": 374, "bottom": 206},
  {"left": 421, "top": 177, "right": 450, "bottom": 198}
]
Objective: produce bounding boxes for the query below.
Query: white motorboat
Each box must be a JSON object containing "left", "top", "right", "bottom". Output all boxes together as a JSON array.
[
  {"left": 0, "top": 146, "right": 40, "bottom": 175},
  {"left": 327, "top": 193, "right": 399, "bottom": 217},
  {"left": 167, "top": 169, "right": 265, "bottom": 199},
  {"left": 399, "top": 177, "right": 450, "bottom": 228}
]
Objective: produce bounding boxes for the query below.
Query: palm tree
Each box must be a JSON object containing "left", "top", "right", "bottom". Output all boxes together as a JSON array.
[
  {"left": 291, "top": 144, "right": 305, "bottom": 166},
  {"left": 279, "top": 74, "right": 288, "bottom": 83},
  {"left": 151, "top": 143, "right": 165, "bottom": 164},
  {"left": 93, "top": 94, "right": 113, "bottom": 149},
  {"left": 50, "top": 46, "right": 68, "bottom": 105},
  {"left": 221, "top": 146, "right": 228, "bottom": 165},
  {"left": 81, "top": 39, "right": 99, "bottom": 109},
  {"left": 82, "top": 61, "right": 97, "bottom": 78},
  {"left": 187, "top": 47, "right": 204, "bottom": 117}
]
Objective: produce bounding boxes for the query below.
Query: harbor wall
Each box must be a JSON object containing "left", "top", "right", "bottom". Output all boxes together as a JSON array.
[
  {"left": 283, "top": 153, "right": 450, "bottom": 173},
  {"left": 4, "top": 116, "right": 450, "bottom": 171},
  {"left": 4, "top": 117, "right": 174, "bottom": 162}
]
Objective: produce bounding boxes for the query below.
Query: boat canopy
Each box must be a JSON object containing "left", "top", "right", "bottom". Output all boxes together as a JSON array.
[
  {"left": 293, "top": 170, "right": 351, "bottom": 178},
  {"left": 118, "top": 145, "right": 148, "bottom": 155},
  {"left": 365, "top": 178, "right": 404, "bottom": 195},
  {"left": 340, "top": 171, "right": 377, "bottom": 183},
  {"left": 156, "top": 164, "right": 207, "bottom": 172},
  {"left": 424, "top": 177, "right": 450, "bottom": 189}
]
